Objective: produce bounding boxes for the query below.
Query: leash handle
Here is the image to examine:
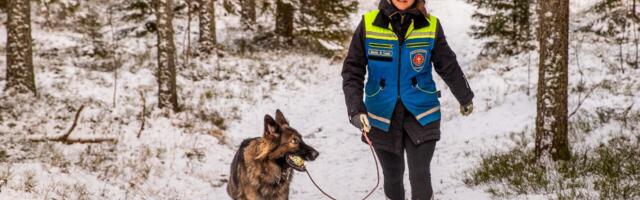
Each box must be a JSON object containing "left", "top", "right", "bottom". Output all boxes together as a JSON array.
[{"left": 363, "top": 130, "right": 373, "bottom": 145}]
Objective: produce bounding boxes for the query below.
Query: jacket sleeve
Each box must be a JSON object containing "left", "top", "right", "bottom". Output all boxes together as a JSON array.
[
  {"left": 342, "top": 19, "right": 368, "bottom": 118},
  {"left": 431, "top": 20, "right": 474, "bottom": 106}
]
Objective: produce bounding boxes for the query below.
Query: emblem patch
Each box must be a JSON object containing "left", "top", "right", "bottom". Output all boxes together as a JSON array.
[{"left": 410, "top": 49, "right": 428, "bottom": 72}]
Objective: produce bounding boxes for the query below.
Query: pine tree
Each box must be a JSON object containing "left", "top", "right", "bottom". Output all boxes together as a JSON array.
[
  {"left": 198, "top": 0, "right": 217, "bottom": 55},
  {"left": 272, "top": 0, "right": 357, "bottom": 40},
  {"left": 297, "top": 0, "right": 357, "bottom": 41},
  {"left": 467, "top": 0, "right": 536, "bottom": 57},
  {"left": 535, "top": 0, "right": 570, "bottom": 161},
  {"left": 580, "top": 0, "right": 640, "bottom": 69},
  {"left": 76, "top": 8, "right": 109, "bottom": 59},
  {"left": 155, "top": 0, "right": 179, "bottom": 111},
  {"left": 5, "top": 0, "right": 36, "bottom": 95},
  {"left": 117, "top": 0, "right": 156, "bottom": 37}
]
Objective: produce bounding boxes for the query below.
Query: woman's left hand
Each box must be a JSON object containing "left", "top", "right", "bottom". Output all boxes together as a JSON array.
[{"left": 460, "top": 102, "right": 473, "bottom": 116}]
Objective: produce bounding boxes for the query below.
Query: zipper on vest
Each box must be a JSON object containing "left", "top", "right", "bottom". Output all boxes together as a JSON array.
[{"left": 397, "top": 40, "right": 403, "bottom": 100}]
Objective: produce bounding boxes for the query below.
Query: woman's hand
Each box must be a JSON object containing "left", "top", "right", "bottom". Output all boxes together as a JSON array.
[
  {"left": 460, "top": 102, "right": 473, "bottom": 116},
  {"left": 351, "top": 113, "right": 371, "bottom": 133}
]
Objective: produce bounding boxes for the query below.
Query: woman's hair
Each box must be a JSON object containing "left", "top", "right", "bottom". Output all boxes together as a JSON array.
[{"left": 416, "top": 0, "right": 428, "bottom": 17}]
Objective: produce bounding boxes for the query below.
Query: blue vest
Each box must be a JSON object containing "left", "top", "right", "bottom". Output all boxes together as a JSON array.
[{"left": 363, "top": 10, "right": 441, "bottom": 132}]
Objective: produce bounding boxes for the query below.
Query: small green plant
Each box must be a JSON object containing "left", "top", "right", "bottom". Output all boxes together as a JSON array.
[
  {"left": 465, "top": 133, "right": 640, "bottom": 199},
  {"left": 0, "top": 165, "right": 12, "bottom": 191},
  {"left": 463, "top": 144, "right": 549, "bottom": 195},
  {"left": 22, "top": 171, "right": 36, "bottom": 193},
  {"left": 0, "top": 149, "right": 7, "bottom": 162},
  {"left": 73, "top": 183, "right": 90, "bottom": 200}
]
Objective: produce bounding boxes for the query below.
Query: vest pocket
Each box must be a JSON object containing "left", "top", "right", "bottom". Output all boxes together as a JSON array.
[
  {"left": 406, "top": 42, "right": 431, "bottom": 48},
  {"left": 414, "top": 84, "right": 438, "bottom": 95},
  {"left": 368, "top": 43, "right": 393, "bottom": 49},
  {"left": 365, "top": 79, "right": 385, "bottom": 97},
  {"left": 411, "top": 77, "right": 438, "bottom": 96}
]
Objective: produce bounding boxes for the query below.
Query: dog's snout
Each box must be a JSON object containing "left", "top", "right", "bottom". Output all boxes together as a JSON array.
[{"left": 308, "top": 150, "right": 319, "bottom": 161}]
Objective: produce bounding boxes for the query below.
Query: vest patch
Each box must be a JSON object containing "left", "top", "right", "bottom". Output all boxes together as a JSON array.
[
  {"left": 368, "top": 49, "right": 393, "bottom": 58},
  {"left": 410, "top": 49, "right": 427, "bottom": 72}
]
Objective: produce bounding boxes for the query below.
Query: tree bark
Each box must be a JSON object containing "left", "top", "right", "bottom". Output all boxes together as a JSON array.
[
  {"left": 634, "top": 0, "right": 637, "bottom": 17},
  {"left": 155, "top": 0, "right": 179, "bottom": 111},
  {"left": 275, "top": 0, "right": 294, "bottom": 38},
  {"left": 5, "top": 0, "right": 36, "bottom": 95},
  {"left": 535, "top": 0, "right": 571, "bottom": 161},
  {"left": 198, "top": 0, "right": 216, "bottom": 55},
  {"left": 240, "top": 0, "right": 256, "bottom": 28}
]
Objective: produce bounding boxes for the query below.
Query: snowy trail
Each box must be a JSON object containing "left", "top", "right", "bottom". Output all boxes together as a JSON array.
[{"left": 217, "top": 1, "right": 538, "bottom": 199}]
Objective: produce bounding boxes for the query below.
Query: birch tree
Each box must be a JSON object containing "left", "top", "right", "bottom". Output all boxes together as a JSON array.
[
  {"left": 535, "top": 0, "right": 571, "bottom": 161},
  {"left": 155, "top": 0, "right": 179, "bottom": 111},
  {"left": 5, "top": 0, "right": 36, "bottom": 95},
  {"left": 198, "top": 0, "right": 216, "bottom": 55}
]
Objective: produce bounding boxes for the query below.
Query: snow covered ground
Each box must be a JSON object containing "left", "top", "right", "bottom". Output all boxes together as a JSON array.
[{"left": 1, "top": 0, "right": 638, "bottom": 199}]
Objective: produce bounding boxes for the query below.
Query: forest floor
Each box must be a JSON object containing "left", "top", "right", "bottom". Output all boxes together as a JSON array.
[{"left": 1, "top": 0, "right": 639, "bottom": 199}]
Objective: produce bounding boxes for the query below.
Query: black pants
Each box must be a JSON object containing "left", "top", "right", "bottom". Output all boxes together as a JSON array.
[{"left": 375, "top": 132, "right": 437, "bottom": 200}]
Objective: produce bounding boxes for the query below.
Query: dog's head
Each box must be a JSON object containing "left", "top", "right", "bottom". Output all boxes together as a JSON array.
[{"left": 263, "top": 109, "right": 319, "bottom": 162}]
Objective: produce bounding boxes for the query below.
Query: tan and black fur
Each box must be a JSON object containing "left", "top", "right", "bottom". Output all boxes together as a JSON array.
[{"left": 227, "top": 110, "right": 319, "bottom": 200}]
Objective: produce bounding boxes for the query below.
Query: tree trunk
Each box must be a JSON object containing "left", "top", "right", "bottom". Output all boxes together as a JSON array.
[
  {"left": 275, "top": 0, "right": 294, "bottom": 38},
  {"left": 634, "top": 0, "right": 637, "bottom": 17},
  {"left": 635, "top": 22, "right": 639, "bottom": 69},
  {"left": 155, "top": 0, "right": 179, "bottom": 111},
  {"left": 240, "top": 0, "right": 256, "bottom": 28},
  {"left": 5, "top": 0, "right": 36, "bottom": 95},
  {"left": 198, "top": 0, "right": 216, "bottom": 55},
  {"left": 535, "top": 0, "right": 570, "bottom": 161}
]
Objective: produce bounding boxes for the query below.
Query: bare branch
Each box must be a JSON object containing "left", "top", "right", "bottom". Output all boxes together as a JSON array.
[
  {"left": 28, "top": 105, "right": 117, "bottom": 144},
  {"left": 568, "top": 83, "right": 600, "bottom": 119}
]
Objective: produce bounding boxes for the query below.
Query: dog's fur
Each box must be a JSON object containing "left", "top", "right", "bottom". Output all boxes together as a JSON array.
[{"left": 227, "top": 110, "right": 319, "bottom": 200}]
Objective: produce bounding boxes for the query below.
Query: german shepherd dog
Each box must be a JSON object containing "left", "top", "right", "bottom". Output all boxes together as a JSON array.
[{"left": 227, "top": 110, "right": 319, "bottom": 200}]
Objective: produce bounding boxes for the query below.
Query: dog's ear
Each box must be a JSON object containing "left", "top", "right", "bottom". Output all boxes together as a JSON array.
[
  {"left": 264, "top": 114, "right": 279, "bottom": 139},
  {"left": 275, "top": 109, "right": 289, "bottom": 127}
]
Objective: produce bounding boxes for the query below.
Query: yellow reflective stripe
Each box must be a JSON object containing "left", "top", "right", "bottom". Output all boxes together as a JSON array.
[
  {"left": 368, "top": 112, "right": 391, "bottom": 124},
  {"left": 407, "top": 32, "right": 436, "bottom": 38},
  {"left": 367, "top": 35, "right": 397, "bottom": 40},
  {"left": 416, "top": 106, "right": 440, "bottom": 120},
  {"left": 365, "top": 31, "right": 396, "bottom": 38}
]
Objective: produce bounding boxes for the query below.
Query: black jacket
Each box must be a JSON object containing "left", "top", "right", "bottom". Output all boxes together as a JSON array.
[{"left": 341, "top": 1, "right": 474, "bottom": 154}]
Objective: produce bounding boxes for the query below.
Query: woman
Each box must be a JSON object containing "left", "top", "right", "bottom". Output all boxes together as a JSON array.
[{"left": 341, "top": 0, "right": 474, "bottom": 199}]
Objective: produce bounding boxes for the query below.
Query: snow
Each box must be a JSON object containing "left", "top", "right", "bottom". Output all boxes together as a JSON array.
[{"left": 1, "top": 0, "right": 638, "bottom": 199}]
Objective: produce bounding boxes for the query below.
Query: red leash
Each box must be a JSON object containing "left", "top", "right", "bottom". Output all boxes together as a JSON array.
[{"left": 304, "top": 130, "right": 381, "bottom": 200}]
